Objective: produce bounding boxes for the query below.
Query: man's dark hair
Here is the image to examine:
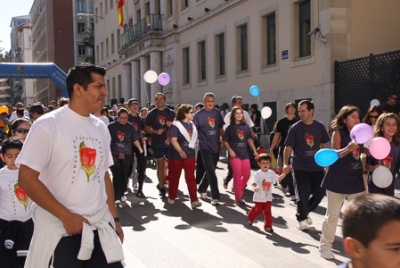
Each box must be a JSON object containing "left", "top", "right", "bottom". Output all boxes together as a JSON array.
[
  {"left": 250, "top": 103, "right": 258, "bottom": 110},
  {"left": 342, "top": 194, "right": 400, "bottom": 248},
  {"left": 117, "top": 108, "right": 129, "bottom": 117},
  {"left": 1, "top": 137, "right": 23, "bottom": 154},
  {"left": 29, "top": 103, "right": 45, "bottom": 115},
  {"left": 298, "top": 100, "right": 314, "bottom": 111},
  {"left": 257, "top": 153, "right": 271, "bottom": 163},
  {"left": 66, "top": 63, "right": 106, "bottom": 98},
  {"left": 16, "top": 108, "right": 24, "bottom": 117}
]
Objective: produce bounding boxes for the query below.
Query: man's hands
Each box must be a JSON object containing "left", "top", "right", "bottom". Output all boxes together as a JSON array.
[
  {"left": 115, "top": 222, "right": 124, "bottom": 243},
  {"left": 61, "top": 212, "right": 89, "bottom": 236}
]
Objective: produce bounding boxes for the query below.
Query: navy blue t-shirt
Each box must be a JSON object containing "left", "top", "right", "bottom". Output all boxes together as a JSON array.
[
  {"left": 144, "top": 108, "right": 175, "bottom": 148},
  {"left": 285, "top": 120, "right": 330, "bottom": 172},
  {"left": 108, "top": 121, "right": 140, "bottom": 154},
  {"left": 223, "top": 124, "right": 252, "bottom": 159},
  {"left": 168, "top": 121, "right": 196, "bottom": 160},
  {"left": 128, "top": 114, "right": 144, "bottom": 142},
  {"left": 193, "top": 108, "right": 224, "bottom": 154},
  {"left": 321, "top": 128, "right": 365, "bottom": 194}
]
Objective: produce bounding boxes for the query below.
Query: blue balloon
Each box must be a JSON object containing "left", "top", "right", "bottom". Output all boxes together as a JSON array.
[
  {"left": 314, "top": 149, "right": 339, "bottom": 167},
  {"left": 249, "top": 85, "right": 260, "bottom": 97}
]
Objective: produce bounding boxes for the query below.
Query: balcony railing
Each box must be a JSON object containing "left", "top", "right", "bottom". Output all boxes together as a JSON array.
[{"left": 121, "top": 14, "right": 163, "bottom": 49}]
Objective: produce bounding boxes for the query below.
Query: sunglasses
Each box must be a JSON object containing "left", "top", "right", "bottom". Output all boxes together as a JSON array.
[
  {"left": 369, "top": 115, "right": 379, "bottom": 119},
  {"left": 15, "top": 128, "right": 30, "bottom": 134}
]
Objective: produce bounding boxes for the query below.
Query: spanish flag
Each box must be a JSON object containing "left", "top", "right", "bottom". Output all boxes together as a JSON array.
[{"left": 118, "top": 0, "right": 125, "bottom": 27}]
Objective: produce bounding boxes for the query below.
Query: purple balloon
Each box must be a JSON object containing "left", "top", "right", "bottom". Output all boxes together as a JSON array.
[
  {"left": 158, "top": 72, "right": 170, "bottom": 86},
  {"left": 350, "top": 123, "right": 373, "bottom": 144}
]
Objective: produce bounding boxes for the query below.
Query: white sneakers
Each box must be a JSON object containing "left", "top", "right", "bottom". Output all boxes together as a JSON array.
[
  {"left": 191, "top": 201, "right": 202, "bottom": 209},
  {"left": 121, "top": 196, "right": 127, "bottom": 202},
  {"left": 297, "top": 220, "right": 309, "bottom": 231},
  {"left": 200, "top": 192, "right": 208, "bottom": 199},
  {"left": 320, "top": 249, "right": 335, "bottom": 260},
  {"left": 307, "top": 215, "right": 313, "bottom": 225},
  {"left": 168, "top": 198, "right": 175, "bottom": 204},
  {"left": 211, "top": 199, "right": 219, "bottom": 206}
]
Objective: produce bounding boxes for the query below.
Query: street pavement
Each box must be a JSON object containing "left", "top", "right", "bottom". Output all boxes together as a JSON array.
[{"left": 115, "top": 156, "right": 385, "bottom": 268}]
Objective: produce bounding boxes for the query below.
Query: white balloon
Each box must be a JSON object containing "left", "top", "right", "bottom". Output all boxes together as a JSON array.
[
  {"left": 261, "top": 106, "right": 272, "bottom": 119},
  {"left": 370, "top": 99, "right": 380, "bottom": 106},
  {"left": 372, "top": 166, "right": 392, "bottom": 188},
  {"left": 143, "top": 70, "right": 158, "bottom": 83}
]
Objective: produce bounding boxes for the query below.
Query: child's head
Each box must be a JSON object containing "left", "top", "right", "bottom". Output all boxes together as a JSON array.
[
  {"left": 374, "top": 113, "right": 400, "bottom": 144},
  {"left": 0, "top": 137, "right": 23, "bottom": 170},
  {"left": 342, "top": 194, "right": 400, "bottom": 268},
  {"left": 257, "top": 153, "right": 271, "bottom": 170}
]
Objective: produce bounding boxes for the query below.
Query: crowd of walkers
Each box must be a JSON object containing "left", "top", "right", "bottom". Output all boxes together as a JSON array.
[{"left": 1, "top": 62, "right": 400, "bottom": 267}]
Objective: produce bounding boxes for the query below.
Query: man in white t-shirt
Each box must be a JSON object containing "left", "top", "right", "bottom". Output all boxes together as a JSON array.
[
  {"left": 9, "top": 102, "right": 30, "bottom": 123},
  {"left": 16, "top": 63, "right": 124, "bottom": 267}
]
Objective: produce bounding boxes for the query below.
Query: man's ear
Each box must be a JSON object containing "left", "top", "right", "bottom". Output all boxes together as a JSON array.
[
  {"left": 73, "top": 83, "right": 84, "bottom": 96},
  {"left": 343, "top": 237, "right": 364, "bottom": 259},
  {"left": 0, "top": 153, "right": 4, "bottom": 162}
]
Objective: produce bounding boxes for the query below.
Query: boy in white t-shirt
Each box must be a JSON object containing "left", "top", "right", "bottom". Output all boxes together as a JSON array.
[
  {"left": 248, "top": 153, "right": 287, "bottom": 233},
  {"left": 0, "top": 137, "right": 33, "bottom": 267}
]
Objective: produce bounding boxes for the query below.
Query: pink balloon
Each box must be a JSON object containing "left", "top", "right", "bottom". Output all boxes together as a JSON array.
[
  {"left": 158, "top": 72, "right": 170, "bottom": 86},
  {"left": 350, "top": 123, "right": 373, "bottom": 144},
  {"left": 369, "top": 137, "right": 391, "bottom": 160}
]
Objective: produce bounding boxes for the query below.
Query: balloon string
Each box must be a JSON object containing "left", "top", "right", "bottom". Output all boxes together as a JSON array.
[{"left": 145, "top": 82, "right": 150, "bottom": 105}]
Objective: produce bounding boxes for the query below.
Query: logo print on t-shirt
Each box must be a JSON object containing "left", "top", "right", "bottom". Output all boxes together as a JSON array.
[
  {"left": 158, "top": 115, "right": 166, "bottom": 126},
  {"left": 305, "top": 133, "right": 315, "bottom": 149},
  {"left": 14, "top": 183, "right": 29, "bottom": 211},
  {"left": 117, "top": 130, "right": 125, "bottom": 142},
  {"left": 187, "top": 129, "right": 193, "bottom": 137},
  {"left": 352, "top": 145, "right": 360, "bottom": 160},
  {"left": 133, "top": 122, "right": 139, "bottom": 130},
  {"left": 381, "top": 155, "right": 393, "bottom": 170},
  {"left": 79, "top": 141, "right": 97, "bottom": 182},
  {"left": 262, "top": 179, "right": 271, "bottom": 196},
  {"left": 207, "top": 117, "right": 215, "bottom": 129},
  {"left": 237, "top": 129, "right": 244, "bottom": 140}
]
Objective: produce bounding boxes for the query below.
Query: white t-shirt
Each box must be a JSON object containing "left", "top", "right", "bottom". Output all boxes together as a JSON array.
[
  {"left": 16, "top": 106, "right": 113, "bottom": 215},
  {"left": 0, "top": 167, "right": 32, "bottom": 221},
  {"left": 97, "top": 115, "right": 110, "bottom": 125},
  {"left": 224, "top": 110, "right": 254, "bottom": 130},
  {"left": 9, "top": 110, "right": 30, "bottom": 122},
  {"left": 252, "top": 169, "right": 279, "bottom": 202}
]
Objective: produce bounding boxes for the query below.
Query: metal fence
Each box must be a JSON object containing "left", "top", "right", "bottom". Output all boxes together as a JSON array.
[
  {"left": 121, "top": 14, "right": 163, "bottom": 49},
  {"left": 334, "top": 50, "right": 400, "bottom": 116}
]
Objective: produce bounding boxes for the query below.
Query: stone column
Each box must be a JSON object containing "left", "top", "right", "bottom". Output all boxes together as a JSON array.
[
  {"left": 140, "top": 56, "right": 150, "bottom": 105},
  {"left": 131, "top": 60, "right": 140, "bottom": 101},
  {"left": 122, "top": 63, "right": 131, "bottom": 101},
  {"left": 149, "top": 51, "right": 162, "bottom": 97}
]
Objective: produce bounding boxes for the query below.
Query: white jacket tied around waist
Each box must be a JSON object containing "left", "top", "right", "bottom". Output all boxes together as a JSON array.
[{"left": 25, "top": 204, "right": 124, "bottom": 268}]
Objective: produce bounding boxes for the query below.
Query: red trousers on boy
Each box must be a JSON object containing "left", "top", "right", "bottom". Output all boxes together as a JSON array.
[{"left": 247, "top": 201, "right": 272, "bottom": 229}]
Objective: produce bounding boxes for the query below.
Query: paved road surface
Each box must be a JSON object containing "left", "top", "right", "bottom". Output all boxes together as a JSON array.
[{"left": 114, "top": 157, "right": 382, "bottom": 268}]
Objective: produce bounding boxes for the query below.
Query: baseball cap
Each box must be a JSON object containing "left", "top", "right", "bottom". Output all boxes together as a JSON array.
[
  {"left": 0, "top": 105, "right": 9, "bottom": 114},
  {"left": 128, "top": 98, "right": 139, "bottom": 105}
]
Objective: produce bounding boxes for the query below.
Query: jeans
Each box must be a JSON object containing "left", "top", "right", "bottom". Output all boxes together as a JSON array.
[
  {"left": 293, "top": 169, "right": 325, "bottom": 222},
  {"left": 110, "top": 154, "right": 132, "bottom": 201},
  {"left": 197, "top": 149, "right": 220, "bottom": 200},
  {"left": 168, "top": 158, "right": 198, "bottom": 202}
]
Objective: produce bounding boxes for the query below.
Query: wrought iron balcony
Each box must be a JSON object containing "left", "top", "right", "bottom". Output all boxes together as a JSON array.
[{"left": 121, "top": 14, "right": 164, "bottom": 49}]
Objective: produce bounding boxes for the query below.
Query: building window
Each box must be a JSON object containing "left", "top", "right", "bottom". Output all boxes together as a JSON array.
[
  {"left": 110, "top": 0, "right": 113, "bottom": 9},
  {"left": 112, "top": 77, "right": 116, "bottom": 99},
  {"left": 95, "top": 7, "right": 98, "bottom": 23},
  {"left": 106, "top": 38, "right": 109, "bottom": 57},
  {"left": 89, "top": 1, "right": 94, "bottom": 13},
  {"left": 237, "top": 24, "right": 248, "bottom": 71},
  {"left": 198, "top": 41, "right": 206, "bottom": 81},
  {"left": 168, "top": 0, "right": 173, "bottom": 16},
  {"left": 117, "top": 75, "right": 122, "bottom": 100},
  {"left": 105, "top": 0, "right": 108, "bottom": 13},
  {"left": 182, "top": 47, "right": 190, "bottom": 84},
  {"left": 266, "top": 13, "right": 276, "bottom": 65},
  {"left": 77, "top": 22, "right": 86, "bottom": 34},
  {"left": 116, "top": 29, "right": 121, "bottom": 49},
  {"left": 78, "top": 45, "right": 86, "bottom": 56},
  {"left": 77, "top": 0, "right": 85, "bottom": 12},
  {"left": 96, "top": 45, "right": 99, "bottom": 63},
  {"left": 100, "top": 2, "right": 103, "bottom": 18},
  {"left": 111, "top": 33, "right": 115, "bottom": 54},
  {"left": 299, "top": 0, "right": 311, "bottom": 58},
  {"left": 216, "top": 33, "right": 225, "bottom": 76},
  {"left": 101, "top": 42, "right": 104, "bottom": 60},
  {"left": 181, "top": 0, "right": 188, "bottom": 11}
]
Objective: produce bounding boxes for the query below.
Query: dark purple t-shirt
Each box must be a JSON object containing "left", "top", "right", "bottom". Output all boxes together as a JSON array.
[
  {"left": 108, "top": 121, "right": 140, "bottom": 155},
  {"left": 223, "top": 124, "right": 251, "bottom": 159},
  {"left": 285, "top": 120, "right": 330, "bottom": 172},
  {"left": 143, "top": 107, "right": 175, "bottom": 148},
  {"left": 168, "top": 121, "right": 196, "bottom": 160},
  {"left": 193, "top": 108, "right": 224, "bottom": 154},
  {"left": 128, "top": 114, "right": 143, "bottom": 141},
  {"left": 321, "top": 129, "right": 365, "bottom": 194}
]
